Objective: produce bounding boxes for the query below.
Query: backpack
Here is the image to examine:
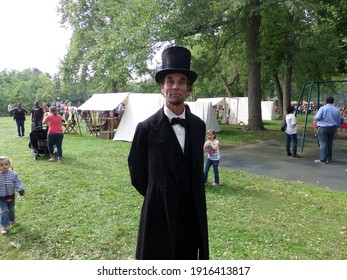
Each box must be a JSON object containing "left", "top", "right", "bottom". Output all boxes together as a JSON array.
[{"left": 280, "top": 118, "right": 287, "bottom": 132}]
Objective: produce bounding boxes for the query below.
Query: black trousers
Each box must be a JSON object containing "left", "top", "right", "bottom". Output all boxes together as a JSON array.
[{"left": 16, "top": 119, "right": 25, "bottom": 136}]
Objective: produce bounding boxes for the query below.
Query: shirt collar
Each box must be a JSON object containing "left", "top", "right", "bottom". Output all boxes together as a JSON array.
[{"left": 164, "top": 106, "right": 186, "bottom": 121}]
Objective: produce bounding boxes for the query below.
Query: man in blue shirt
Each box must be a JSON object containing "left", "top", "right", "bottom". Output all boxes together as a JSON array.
[{"left": 313, "top": 96, "right": 341, "bottom": 163}]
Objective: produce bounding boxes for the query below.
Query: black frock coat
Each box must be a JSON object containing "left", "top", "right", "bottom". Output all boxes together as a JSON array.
[{"left": 128, "top": 106, "right": 209, "bottom": 260}]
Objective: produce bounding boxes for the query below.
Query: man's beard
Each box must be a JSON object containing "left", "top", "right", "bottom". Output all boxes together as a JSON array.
[{"left": 167, "top": 97, "right": 185, "bottom": 105}]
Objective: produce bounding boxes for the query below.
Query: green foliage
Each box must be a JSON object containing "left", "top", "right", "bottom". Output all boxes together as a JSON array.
[
  {"left": 0, "top": 117, "right": 346, "bottom": 260},
  {"left": 0, "top": 69, "right": 56, "bottom": 114}
]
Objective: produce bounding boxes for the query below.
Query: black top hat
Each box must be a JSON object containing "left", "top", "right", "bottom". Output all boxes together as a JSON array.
[{"left": 155, "top": 46, "right": 197, "bottom": 84}]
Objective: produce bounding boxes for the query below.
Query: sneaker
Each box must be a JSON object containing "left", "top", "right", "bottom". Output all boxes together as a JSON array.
[
  {"left": 57, "top": 159, "right": 62, "bottom": 163},
  {"left": 1, "top": 227, "right": 8, "bottom": 234},
  {"left": 48, "top": 157, "right": 55, "bottom": 162},
  {"left": 212, "top": 182, "right": 219, "bottom": 186},
  {"left": 314, "top": 159, "right": 326, "bottom": 164},
  {"left": 10, "top": 221, "right": 16, "bottom": 226}
]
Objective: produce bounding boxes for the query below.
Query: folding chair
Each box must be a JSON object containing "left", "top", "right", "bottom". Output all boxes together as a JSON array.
[
  {"left": 82, "top": 111, "right": 100, "bottom": 136},
  {"left": 63, "top": 113, "right": 78, "bottom": 134}
]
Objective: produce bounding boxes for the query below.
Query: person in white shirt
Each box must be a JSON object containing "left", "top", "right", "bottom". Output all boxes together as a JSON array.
[{"left": 285, "top": 105, "right": 301, "bottom": 158}]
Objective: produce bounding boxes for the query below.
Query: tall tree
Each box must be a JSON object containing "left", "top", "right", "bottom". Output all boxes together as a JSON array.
[{"left": 244, "top": 0, "right": 264, "bottom": 130}]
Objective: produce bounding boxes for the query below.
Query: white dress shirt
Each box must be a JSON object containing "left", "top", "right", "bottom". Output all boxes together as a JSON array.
[{"left": 164, "top": 106, "right": 186, "bottom": 152}]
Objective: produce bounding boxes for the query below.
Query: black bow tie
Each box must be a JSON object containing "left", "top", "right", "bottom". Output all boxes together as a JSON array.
[{"left": 170, "top": 117, "right": 187, "bottom": 127}]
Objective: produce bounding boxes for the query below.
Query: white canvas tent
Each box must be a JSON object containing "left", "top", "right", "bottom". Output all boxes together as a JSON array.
[
  {"left": 197, "top": 97, "right": 275, "bottom": 125},
  {"left": 113, "top": 93, "right": 221, "bottom": 142},
  {"left": 78, "top": 92, "right": 130, "bottom": 111},
  {"left": 261, "top": 101, "right": 276, "bottom": 120},
  {"left": 228, "top": 97, "right": 275, "bottom": 125},
  {"left": 229, "top": 97, "right": 249, "bottom": 125},
  {"left": 113, "top": 93, "right": 164, "bottom": 142},
  {"left": 186, "top": 101, "right": 221, "bottom": 133},
  {"left": 196, "top": 97, "right": 229, "bottom": 123},
  {"left": 77, "top": 92, "right": 130, "bottom": 138}
]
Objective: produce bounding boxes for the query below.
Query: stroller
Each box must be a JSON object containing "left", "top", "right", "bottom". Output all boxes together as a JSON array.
[{"left": 29, "top": 126, "right": 49, "bottom": 160}]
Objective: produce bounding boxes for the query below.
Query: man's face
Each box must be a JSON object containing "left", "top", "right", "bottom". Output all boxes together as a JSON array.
[{"left": 160, "top": 73, "right": 190, "bottom": 105}]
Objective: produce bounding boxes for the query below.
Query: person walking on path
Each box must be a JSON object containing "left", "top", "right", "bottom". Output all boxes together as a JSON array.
[
  {"left": 43, "top": 106, "right": 64, "bottom": 163},
  {"left": 128, "top": 46, "right": 209, "bottom": 260},
  {"left": 313, "top": 96, "right": 341, "bottom": 164},
  {"left": 203, "top": 129, "right": 221, "bottom": 186},
  {"left": 285, "top": 105, "right": 301, "bottom": 158},
  {"left": 0, "top": 156, "right": 25, "bottom": 234}
]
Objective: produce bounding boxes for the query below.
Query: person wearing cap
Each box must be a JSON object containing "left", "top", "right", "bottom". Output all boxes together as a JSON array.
[{"left": 128, "top": 46, "right": 209, "bottom": 260}]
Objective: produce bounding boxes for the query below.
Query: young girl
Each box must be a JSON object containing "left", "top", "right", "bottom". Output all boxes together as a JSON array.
[
  {"left": 0, "top": 156, "right": 24, "bottom": 234},
  {"left": 203, "top": 129, "right": 220, "bottom": 186},
  {"left": 285, "top": 105, "right": 301, "bottom": 158}
]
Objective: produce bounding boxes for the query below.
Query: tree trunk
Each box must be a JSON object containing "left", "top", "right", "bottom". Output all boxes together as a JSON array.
[
  {"left": 283, "top": 65, "right": 292, "bottom": 114},
  {"left": 272, "top": 73, "right": 283, "bottom": 117},
  {"left": 220, "top": 74, "right": 233, "bottom": 97},
  {"left": 214, "top": 67, "right": 233, "bottom": 97},
  {"left": 245, "top": 0, "right": 264, "bottom": 131},
  {"left": 282, "top": 11, "right": 294, "bottom": 114}
]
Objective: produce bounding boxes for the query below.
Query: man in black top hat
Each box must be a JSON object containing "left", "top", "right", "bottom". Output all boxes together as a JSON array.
[{"left": 128, "top": 46, "right": 209, "bottom": 260}]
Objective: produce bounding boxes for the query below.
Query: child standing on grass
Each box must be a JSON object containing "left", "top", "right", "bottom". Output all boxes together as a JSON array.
[
  {"left": 203, "top": 129, "right": 220, "bottom": 186},
  {"left": 0, "top": 156, "right": 24, "bottom": 234}
]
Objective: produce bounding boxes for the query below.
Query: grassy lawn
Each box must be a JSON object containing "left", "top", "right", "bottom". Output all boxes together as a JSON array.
[{"left": 0, "top": 116, "right": 346, "bottom": 260}]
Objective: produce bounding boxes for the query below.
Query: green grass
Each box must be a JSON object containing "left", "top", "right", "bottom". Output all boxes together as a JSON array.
[{"left": 0, "top": 116, "right": 346, "bottom": 260}]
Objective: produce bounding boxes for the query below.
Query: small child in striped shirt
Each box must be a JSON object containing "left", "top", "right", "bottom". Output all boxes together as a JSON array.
[{"left": 0, "top": 156, "right": 24, "bottom": 234}]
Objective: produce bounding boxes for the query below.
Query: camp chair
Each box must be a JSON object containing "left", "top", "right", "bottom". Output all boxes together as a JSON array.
[
  {"left": 82, "top": 112, "right": 100, "bottom": 136},
  {"left": 63, "top": 113, "right": 78, "bottom": 134}
]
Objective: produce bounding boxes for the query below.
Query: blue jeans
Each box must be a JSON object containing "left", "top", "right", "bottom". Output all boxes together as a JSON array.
[
  {"left": 286, "top": 133, "right": 298, "bottom": 153},
  {"left": 48, "top": 133, "right": 64, "bottom": 159},
  {"left": 0, "top": 199, "right": 15, "bottom": 228},
  {"left": 204, "top": 158, "right": 220, "bottom": 184},
  {"left": 16, "top": 119, "right": 25, "bottom": 136},
  {"left": 317, "top": 126, "right": 336, "bottom": 162}
]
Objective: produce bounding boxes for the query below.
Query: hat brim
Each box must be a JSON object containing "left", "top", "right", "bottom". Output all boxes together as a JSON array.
[{"left": 155, "top": 69, "right": 197, "bottom": 84}]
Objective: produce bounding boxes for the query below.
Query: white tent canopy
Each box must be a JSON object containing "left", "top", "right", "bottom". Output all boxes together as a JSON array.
[
  {"left": 186, "top": 101, "right": 221, "bottom": 133},
  {"left": 113, "top": 93, "right": 221, "bottom": 142},
  {"left": 197, "top": 97, "right": 275, "bottom": 125},
  {"left": 196, "top": 97, "right": 229, "bottom": 123},
  {"left": 113, "top": 93, "right": 164, "bottom": 142},
  {"left": 78, "top": 92, "right": 130, "bottom": 111},
  {"left": 196, "top": 97, "right": 226, "bottom": 106}
]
